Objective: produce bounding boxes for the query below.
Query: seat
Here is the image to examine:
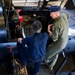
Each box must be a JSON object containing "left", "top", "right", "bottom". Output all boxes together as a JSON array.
[{"left": 46, "top": 50, "right": 72, "bottom": 75}]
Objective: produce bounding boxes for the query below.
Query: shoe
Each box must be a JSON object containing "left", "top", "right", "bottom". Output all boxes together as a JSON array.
[
  {"left": 49, "top": 66, "right": 53, "bottom": 71},
  {"left": 46, "top": 63, "right": 53, "bottom": 71}
]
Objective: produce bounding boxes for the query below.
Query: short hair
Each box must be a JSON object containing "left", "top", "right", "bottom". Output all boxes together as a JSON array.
[{"left": 32, "top": 20, "right": 42, "bottom": 31}]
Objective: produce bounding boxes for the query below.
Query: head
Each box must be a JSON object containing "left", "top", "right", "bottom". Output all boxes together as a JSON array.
[
  {"left": 48, "top": 6, "right": 61, "bottom": 19},
  {"left": 32, "top": 20, "right": 42, "bottom": 33}
]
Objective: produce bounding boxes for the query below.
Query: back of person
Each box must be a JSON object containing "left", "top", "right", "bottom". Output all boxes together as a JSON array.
[
  {"left": 22, "top": 32, "right": 48, "bottom": 62},
  {"left": 20, "top": 20, "right": 49, "bottom": 75},
  {"left": 53, "top": 12, "right": 69, "bottom": 49},
  {"left": 60, "top": 12, "right": 69, "bottom": 48}
]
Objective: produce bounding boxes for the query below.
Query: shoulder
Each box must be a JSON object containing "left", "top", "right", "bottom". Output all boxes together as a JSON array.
[
  {"left": 60, "top": 12, "right": 70, "bottom": 19},
  {"left": 42, "top": 33, "right": 49, "bottom": 38}
]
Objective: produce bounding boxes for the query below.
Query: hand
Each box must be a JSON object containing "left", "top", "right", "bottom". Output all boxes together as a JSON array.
[
  {"left": 48, "top": 24, "right": 53, "bottom": 36},
  {"left": 48, "top": 24, "right": 53, "bottom": 32},
  {"left": 18, "top": 38, "right": 23, "bottom": 44}
]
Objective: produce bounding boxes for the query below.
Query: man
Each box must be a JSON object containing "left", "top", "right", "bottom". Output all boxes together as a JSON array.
[
  {"left": 17, "top": 20, "right": 49, "bottom": 75},
  {"left": 45, "top": 6, "right": 70, "bottom": 70}
]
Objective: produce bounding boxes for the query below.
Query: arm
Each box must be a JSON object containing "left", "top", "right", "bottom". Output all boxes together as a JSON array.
[
  {"left": 22, "top": 37, "right": 28, "bottom": 45},
  {"left": 18, "top": 36, "right": 28, "bottom": 46},
  {"left": 48, "top": 24, "right": 60, "bottom": 42},
  {"left": 51, "top": 26, "right": 59, "bottom": 41}
]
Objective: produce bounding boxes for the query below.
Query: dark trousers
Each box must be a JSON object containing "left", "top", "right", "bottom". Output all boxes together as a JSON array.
[
  {"left": 30, "top": 61, "right": 41, "bottom": 75},
  {"left": 17, "top": 42, "right": 42, "bottom": 75}
]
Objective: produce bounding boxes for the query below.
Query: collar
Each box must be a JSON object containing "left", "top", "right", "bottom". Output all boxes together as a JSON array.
[{"left": 34, "top": 29, "right": 41, "bottom": 33}]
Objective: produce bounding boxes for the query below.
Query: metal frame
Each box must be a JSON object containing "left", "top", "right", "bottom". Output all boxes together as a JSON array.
[{"left": 55, "top": 51, "right": 72, "bottom": 75}]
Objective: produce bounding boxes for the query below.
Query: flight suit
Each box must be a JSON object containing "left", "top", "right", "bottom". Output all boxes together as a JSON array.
[{"left": 45, "top": 12, "right": 70, "bottom": 69}]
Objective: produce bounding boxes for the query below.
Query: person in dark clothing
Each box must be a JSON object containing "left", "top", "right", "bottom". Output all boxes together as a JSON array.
[{"left": 17, "top": 20, "right": 49, "bottom": 75}]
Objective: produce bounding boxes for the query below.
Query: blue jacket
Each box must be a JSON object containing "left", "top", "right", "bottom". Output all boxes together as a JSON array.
[{"left": 22, "top": 33, "right": 49, "bottom": 62}]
